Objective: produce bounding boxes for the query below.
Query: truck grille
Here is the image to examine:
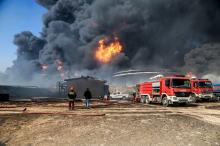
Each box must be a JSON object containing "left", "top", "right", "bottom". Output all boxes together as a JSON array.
[
  {"left": 202, "top": 90, "right": 212, "bottom": 94},
  {"left": 175, "top": 92, "right": 191, "bottom": 97}
]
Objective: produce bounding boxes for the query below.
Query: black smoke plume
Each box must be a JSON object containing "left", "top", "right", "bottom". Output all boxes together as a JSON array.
[{"left": 1, "top": 0, "right": 220, "bottom": 85}]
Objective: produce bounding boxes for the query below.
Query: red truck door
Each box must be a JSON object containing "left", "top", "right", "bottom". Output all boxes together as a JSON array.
[
  {"left": 191, "top": 81, "right": 199, "bottom": 94},
  {"left": 161, "top": 78, "right": 172, "bottom": 96}
]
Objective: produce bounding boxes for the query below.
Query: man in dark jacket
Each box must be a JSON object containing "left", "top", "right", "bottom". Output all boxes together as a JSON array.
[
  {"left": 84, "top": 88, "right": 92, "bottom": 108},
  {"left": 68, "top": 87, "right": 77, "bottom": 110}
]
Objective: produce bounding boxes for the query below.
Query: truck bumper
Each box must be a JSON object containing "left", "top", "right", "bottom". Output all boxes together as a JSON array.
[
  {"left": 198, "top": 94, "right": 214, "bottom": 100},
  {"left": 168, "top": 96, "right": 193, "bottom": 104}
]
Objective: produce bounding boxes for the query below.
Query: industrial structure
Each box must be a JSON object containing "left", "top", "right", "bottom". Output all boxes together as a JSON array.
[
  {"left": 111, "top": 70, "right": 176, "bottom": 86},
  {"left": 0, "top": 85, "right": 58, "bottom": 101},
  {"left": 57, "top": 76, "right": 109, "bottom": 98}
]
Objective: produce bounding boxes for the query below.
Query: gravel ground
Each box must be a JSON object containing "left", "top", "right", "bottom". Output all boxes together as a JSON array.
[{"left": 0, "top": 101, "right": 220, "bottom": 146}]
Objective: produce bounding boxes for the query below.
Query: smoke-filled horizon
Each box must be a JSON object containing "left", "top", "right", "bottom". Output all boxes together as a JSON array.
[{"left": 1, "top": 0, "right": 220, "bottom": 86}]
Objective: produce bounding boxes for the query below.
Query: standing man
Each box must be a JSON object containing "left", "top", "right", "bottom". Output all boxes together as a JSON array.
[
  {"left": 84, "top": 88, "right": 92, "bottom": 108},
  {"left": 132, "top": 92, "right": 136, "bottom": 103},
  {"left": 103, "top": 91, "right": 110, "bottom": 104},
  {"left": 68, "top": 86, "right": 77, "bottom": 110}
]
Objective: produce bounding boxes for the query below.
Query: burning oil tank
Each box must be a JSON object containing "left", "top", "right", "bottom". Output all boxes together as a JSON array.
[{"left": 58, "top": 76, "right": 109, "bottom": 98}]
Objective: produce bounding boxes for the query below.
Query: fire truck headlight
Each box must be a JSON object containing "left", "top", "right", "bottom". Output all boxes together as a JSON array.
[
  {"left": 189, "top": 97, "right": 194, "bottom": 101},
  {"left": 173, "top": 97, "right": 177, "bottom": 100},
  {"left": 213, "top": 94, "right": 216, "bottom": 98}
]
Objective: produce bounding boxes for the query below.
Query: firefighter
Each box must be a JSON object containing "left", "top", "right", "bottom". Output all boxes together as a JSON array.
[
  {"left": 103, "top": 94, "right": 108, "bottom": 103},
  {"left": 103, "top": 91, "right": 110, "bottom": 104},
  {"left": 68, "top": 86, "right": 77, "bottom": 110},
  {"left": 132, "top": 92, "right": 136, "bottom": 103},
  {"left": 84, "top": 88, "right": 92, "bottom": 108}
]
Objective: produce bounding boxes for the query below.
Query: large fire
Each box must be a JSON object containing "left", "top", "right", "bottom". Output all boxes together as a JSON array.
[
  {"left": 40, "top": 60, "right": 66, "bottom": 80},
  {"left": 95, "top": 37, "right": 123, "bottom": 63}
]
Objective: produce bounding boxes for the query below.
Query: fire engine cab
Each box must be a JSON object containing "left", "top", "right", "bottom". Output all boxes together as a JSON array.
[
  {"left": 138, "top": 75, "right": 194, "bottom": 106},
  {"left": 190, "top": 79, "right": 215, "bottom": 101}
]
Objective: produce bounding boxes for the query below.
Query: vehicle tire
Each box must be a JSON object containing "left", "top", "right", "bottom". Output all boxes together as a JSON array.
[
  {"left": 162, "top": 96, "right": 169, "bottom": 107},
  {"left": 191, "top": 94, "right": 197, "bottom": 103},
  {"left": 140, "top": 96, "right": 146, "bottom": 103},
  {"left": 145, "top": 96, "right": 151, "bottom": 104},
  {"left": 140, "top": 97, "right": 144, "bottom": 103},
  {"left": 212, "top": 95, "right": 218, "bottom": 102}
]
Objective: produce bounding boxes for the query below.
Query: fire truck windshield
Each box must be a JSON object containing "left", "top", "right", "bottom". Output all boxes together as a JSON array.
[
  {"left": 172, "top": 79, "right": 190, "bottom": 88},
  {"left": 198, "top": 81, "right": 212, "bottom": 88}
]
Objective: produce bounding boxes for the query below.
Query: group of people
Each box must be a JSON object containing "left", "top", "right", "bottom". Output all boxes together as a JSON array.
[
  {"left": 68, "top": 87, "right": 92, "bottom": 110},
  {"left": 68, "top": 86, "right": 138, "bottom": 110}
]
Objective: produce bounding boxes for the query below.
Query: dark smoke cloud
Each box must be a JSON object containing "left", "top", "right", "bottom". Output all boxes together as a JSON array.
[
  {"left": 184, "top": 43, "right": 220, "bottom": 82},
  {"left": 14, "top": 31, "right": 45, "bottom": 61},
  {"left": 184, "top": 43, "right": 220, "bottom": 74},
  {"left": 38, "top": 0, "right": 220, "bottom": 70},
  {"left": 1, "top": 0, "right": 220, "bottom": 86},
  {"left": 36, "top": 0, "right": 58, "bottom": 9},
  {"left": 6, "top": 31, "right": 45, "bottom": 79}
]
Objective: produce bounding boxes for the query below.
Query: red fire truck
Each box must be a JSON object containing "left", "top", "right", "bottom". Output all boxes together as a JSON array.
[
  {"left": 138, "top": 75, "right": 194, "bottom": 106},
  {"left": 190, "top": 79, "right": 215, "bottom": 101},
  {"left": 213, "top": 84, "right": 220, "bottom": 100}
]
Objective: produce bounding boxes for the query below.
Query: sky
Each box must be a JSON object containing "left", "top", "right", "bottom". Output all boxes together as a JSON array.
[{"left": 0, "top": 0, "right": 46, "bottom": 72}]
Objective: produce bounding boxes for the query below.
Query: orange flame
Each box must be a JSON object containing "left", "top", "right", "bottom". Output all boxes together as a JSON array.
[
  {"left": 41, "top": 64, "right": 48, "bottom": 77},
  {"left": 95, "top": 37, "right": 123, "bottom": 63},
  {"left": 41, "top": 64, "right": 48, "bottom": 71},
  {"left": 55, "top": 59, "right": 65, "bottom": 80},
  {"left": 186, "top": 72, "right": 197, "bottom": 79}
]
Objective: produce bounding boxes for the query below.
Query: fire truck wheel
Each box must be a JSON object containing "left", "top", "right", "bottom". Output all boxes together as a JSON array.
[
  {"left": 140, "top": 96, "right": 146, "bottom": 103},
  {"left": 140, "top": 98, "right": 144, "bottom": 103},
  {"left": 191, "top": 94, "right": 197, "bottom": 103},
  {"left": 146, "top": 96, "right": 151, "bottom": 104},
  {"left": 162, "top": 96, "right": 169, "bottom": 107}
]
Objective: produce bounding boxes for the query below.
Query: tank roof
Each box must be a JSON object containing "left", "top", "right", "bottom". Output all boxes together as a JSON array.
[{"left": 65, "top": 76, "right": 106, "bottom": 83}]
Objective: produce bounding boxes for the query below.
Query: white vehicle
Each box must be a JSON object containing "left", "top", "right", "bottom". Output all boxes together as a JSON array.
[{"left": 110, "top": 92, "right": 129, "bottom": 100}]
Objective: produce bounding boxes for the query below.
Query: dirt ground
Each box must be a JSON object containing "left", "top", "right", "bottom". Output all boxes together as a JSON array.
[{"left": 0, "top": 100, "right": 220, "bottom": 146}]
